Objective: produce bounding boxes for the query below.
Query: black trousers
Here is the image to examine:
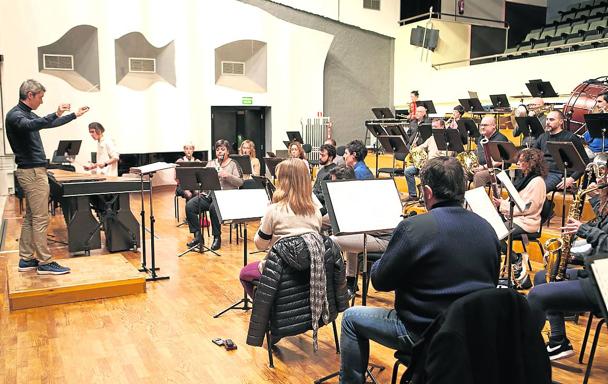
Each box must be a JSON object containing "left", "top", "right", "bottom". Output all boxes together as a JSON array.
[{"left": 185, "top": 194, "right": 221, "bottom": 237}]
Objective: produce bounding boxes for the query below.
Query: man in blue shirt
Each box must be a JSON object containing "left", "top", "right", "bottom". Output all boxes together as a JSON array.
[
  {"left": 344, "top": 139, "right": 373, "bottom": 180},
  {"left": 582, "top": 92, "right": 608, "bottom": 158}
]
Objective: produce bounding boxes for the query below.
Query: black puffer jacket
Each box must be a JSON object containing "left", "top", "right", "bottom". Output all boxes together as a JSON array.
[{"left": 246, "top": 235, "right": 349, "bottom": 347}]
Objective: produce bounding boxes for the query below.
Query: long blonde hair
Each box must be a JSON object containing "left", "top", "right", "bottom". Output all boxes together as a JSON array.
[
  {"left": 273, "top": 158, "right": 315, "bottom": 216},
  {"left": 239, "top": 139, "right": 257, "bottom": 159}
]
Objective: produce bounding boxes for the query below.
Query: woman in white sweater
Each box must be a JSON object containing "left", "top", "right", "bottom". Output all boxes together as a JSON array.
[{"left": 239, "top": 158, "right": 322, "bottom": 297}]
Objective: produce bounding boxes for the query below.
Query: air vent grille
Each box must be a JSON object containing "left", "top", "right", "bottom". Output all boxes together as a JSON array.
[
  {"left": 221, "top": 61, "right": 245, "bottom": 75},
  {"left": 363, "top": 0, "right": 381, "bottom": 11},
  {"left": 43, "top": 54, "right": 74, "bottom": 70},
  {"left": 129, "top": 57, "right": 156, "bottom": 73}
]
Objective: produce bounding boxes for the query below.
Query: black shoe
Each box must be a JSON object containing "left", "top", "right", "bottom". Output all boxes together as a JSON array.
[
  {"left": 211, "top": 237, "right": 221, "bottom": 250},
  {"left": 546, "top": 337, "right": 574, "bottom": 361},
  {"left": 187, "top": 232, "right": 201, "bottom": 248}
]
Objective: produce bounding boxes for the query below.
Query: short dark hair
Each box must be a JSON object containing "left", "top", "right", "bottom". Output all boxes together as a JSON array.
[
  {"left": 420, "top": 157, "right": 465, "bottom": 204},
  {"left": 329, "top": 164, "right": 355, "bottom": 180},
  {"left": 320, "top": 144, "right": 336, "bottom": 159},
  {"left": 551, "top": 109, "right": 565, "bottom": 121},
  {"left": 88, "top": 122, "right": 105, "bottom": 134},
  {"left": 453, "top": 105, "right": 465, "bottom": 115},
  {"left": 598, "top": 92, "right": 608, "bottom": 103},
  {"left": 411, "top": 90, "right": 419, "bottom": 97},
  {"left": 214, "top": 139, "right": 231, "bottom": 152},
  {"left": 325, "top": 138, "right": 337, "bottom": 146},
  {"left": 346, "top": 139, "right": 367, "bottom": 161}
]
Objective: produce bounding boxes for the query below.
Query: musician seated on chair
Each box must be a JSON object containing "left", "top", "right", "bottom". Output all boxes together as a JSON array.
[
  {"left": 175, "top": 142, "right": 201, "bottom": 201},
  {"left": 288, "top": 141, "right": 311, "bottom": 171},
  {"left": 325, "top": 138, "right": 345, "bottom": 166},
  {"left": 403, "top": 118, "right": 456, "bottom": 202},
  {"left": 239, "top": 158, "right": 324, "bottom": 299},
  {"left": 491, "top": 148, "right": 547, "bottom": 290},
  {"left": 407, "top": 106, "right": 430, "bottom": 146},
  {"left": 471, "top": 116, "right": 510, "bottom": 188},
  {"left": 313, "top": 143, "right": 337, "bottom": 206},
  {"left": 527, "top": 175, "right": 608, "bottom": 361},
  {"left": 185, "top": 139, "right": 243, "bottom": 251},
  {"left": 534, "top": 110, "right": 589, "bottom": 193},
  {"left": 582, "top": 92, "right": 608, "bottom": 159},
  {"left": 339, "top": 157, "right": 501, "bottom": 383},
  {"left": 343, "top": 139, "right": 373, "bottom": 180}
]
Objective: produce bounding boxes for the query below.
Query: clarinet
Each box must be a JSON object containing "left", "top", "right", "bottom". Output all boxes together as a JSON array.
[{"left": 479, "top": 138, "right": 500, "bottom": 197}]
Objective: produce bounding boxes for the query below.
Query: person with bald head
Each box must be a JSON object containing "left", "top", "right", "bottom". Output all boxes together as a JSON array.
[
  {"left": 472, "top": 115, "right": 510, "bottom": 188},
  {"left": 534, "top": 110, "right": 588, "bottom": 192},
  {"left": 408, "top": 105, "right": 430, "bottom": 146}
]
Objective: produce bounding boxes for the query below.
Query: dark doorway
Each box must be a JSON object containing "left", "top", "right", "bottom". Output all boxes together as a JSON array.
[{"left": 211, "top": 106, "right": 268, "bottom": 172}]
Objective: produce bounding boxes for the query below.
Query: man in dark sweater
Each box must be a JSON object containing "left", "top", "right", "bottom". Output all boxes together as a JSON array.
[
  {"left": 534, "top": 110, "right": 588, "bottom": 192},
  {"left": 6, "top": 79, "right": 89, "bottom": 275},
  {"left": 472, "top": 115, "right": 510, "bottom": 188},
  {"left": 312, "top": 143, "right": 336, "bottom": 205},
  {"left": 339, "top": 157, "right": 501, "bottom": 383}
]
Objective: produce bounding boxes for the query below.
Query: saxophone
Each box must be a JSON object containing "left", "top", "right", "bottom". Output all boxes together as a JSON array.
[{"left": 544, "top": 183, "right": 604, "bottom": 282}]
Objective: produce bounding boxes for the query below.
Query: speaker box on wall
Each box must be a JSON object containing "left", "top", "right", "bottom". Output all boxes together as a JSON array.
[
  {"left": 410, "top": 26, "right": 425, "bottom": 47},
  {"left": 410, "top": 26, "right": 439, "bottom": 51}
]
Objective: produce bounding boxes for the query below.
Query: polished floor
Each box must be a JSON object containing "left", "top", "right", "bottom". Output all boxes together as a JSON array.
[{"left": 1, "top": 187, "right": 607, "bottom": 383}]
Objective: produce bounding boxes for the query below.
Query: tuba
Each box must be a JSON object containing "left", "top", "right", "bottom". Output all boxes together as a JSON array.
[
  {"left": 404, "top": 131, "right": 428, "bottom": 169},
  {"left": 456, "top": 135, "right": 479, "bottom": 178}
]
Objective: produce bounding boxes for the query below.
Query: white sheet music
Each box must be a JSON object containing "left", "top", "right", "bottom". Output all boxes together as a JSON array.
[
  {"left": 496, "top": 171, "right": 527, "bottom": 212},
  {"left": 591, "top": 258, "right": 608, "bottom": 315},
  {"left": 130, "top": 162, "right": 177, "bottom": 175},
  {"left": 213, "top": 189, "right": 269, "bottom": 222},
  {"left": 465, "top": 187, "right": 509, "bottom": 240}
]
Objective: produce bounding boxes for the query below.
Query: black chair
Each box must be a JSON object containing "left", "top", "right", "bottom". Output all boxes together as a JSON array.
[
  {"left": 511, "top": 199, "right": 554, "bottom": 272},
  {"left": 391, "top": 350, "right": 411, "bottom": 384},
  {"left": 378, "top": 152, "right": 407, "bottom": 178},
  {"left": 578, "top": 312, "right": 607, "bottom": 384}
]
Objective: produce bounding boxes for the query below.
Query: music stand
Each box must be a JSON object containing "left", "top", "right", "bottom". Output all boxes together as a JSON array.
[
  {"left": 264, "top": 157, "right": 284, "bottom": 181},
  {"left": 55, "top": 140, "right": 82, "bottom": 160},
  {"left": 129, "top": 162, "right": 176, "bottom": 281},
  {"left": 252, "top": 175, "right": 276, "bottom": 200},
  {"left": 433, "top": 128, "right": 464, "bottom": 156},
  {"left": 458, "top": 119, "right": 479, "bottom": 145},
  {"left": 489, "top": 94, "right": 511, "bottom": 109},
  {"left": 286, "top": 131, "right": 304, "bottom": 144},
  {"left": 283, "top": 140, "right": 292, "bottom": 149},
  {"left": 212, "top": 188, "right": 269, "bottom": 318},
  {"left": 229, "top": 154, "right": 253, "bottom": 175},
  {"left": 526, "top": 80, "right": 558, "bottom": 98},
  {"left": 459, "top": 98, "right": 485, "bottom": 113},
  {"left": 176, "top": 167, "right": 222, "bottom": 258},
  {"left": 176, "top": 161, "right": 208, "bottom": 167},
  {"left": 378, "top": 135, "right": 409, "bottom": 176},
  {"left": 322, "top": 179, "right": 402, "bottom": 306},
  {"left": 416, "top": 123, "right": 433, "bottom": 143},
  {"left": 515, "top": 117, "right": 545, "bottom": 147},
  {"left": 416, "top": 100, "right": 436, "bottom": 114},
  {"left": 371, "top": 107, "right": 394, "bottom": 119},
  {"left": 266, "top": 151, "right": 276, "bottom": 158},
  {"left": 365, "top": 121, "right": 389, "bottom": 177},
  {"left": 584, "top": 113, "right": 608, "bottom": 152},
  {"left": 547, "top": 141, "right": 587, "bottom": 227},
  {"left": 485, "top": 141, "right": 519, "bottom": 168}
]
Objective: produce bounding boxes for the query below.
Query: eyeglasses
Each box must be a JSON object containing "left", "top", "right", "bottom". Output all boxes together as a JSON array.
[{"left": 479, "top": 123, "right": 494, "bottom": 127}]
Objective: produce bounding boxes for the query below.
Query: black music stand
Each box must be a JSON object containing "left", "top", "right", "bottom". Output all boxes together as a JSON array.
[
  {"left": 371, "top": 107, "right": 394, "bottom": 119},
  {"left": 547, "top": 142, "right": 587, "bottom": 227},
  {"left": 130, "top": 162, "right": 175, "bottom": 282},
  {"left": 485, "top": 141, "right": 519, "bottom": 168},
  {"left": 416, "top": 123, "right": 433, "bottom": 145},
  {"left": 459, "top": 98, "right": 485, "bottom": 113},
  {"left": 177, "top": 167, "right": 222, "bottom": 258},
  {"left": 365, "top": 121, "right": 389, "bottom": 177},
  {"left": 416, "top": 100, "right": 437, "bottom": 114},
  {"left": 55, "top": 140, "right": 82, "bottom": 162},
  {"left": 286, "top": 131, "right": 304, "bottom": 144},
  {"left": 283, "top": 140, "right": 292, "bottom": 149},
  {"left": 584, "top": 113, "right": 608, "bottom": 152},
  {"left": 433, "top": 128, "right": 464, "bottom": 156},
  {"left": 176, "top": 160, "right": 208, "bottom": 167},
  {"left": 515, "top": 117, "right": 545, "bottom": 148},
  {"left": 378, "top": 135, "right": 409, "bottom": 176},
  {"left": 458, "top": 119, "right": 479, "bottom": 145},
  {"left": 526, "top": 80, "right": 558, "bottom": 98},
  {"left": 264, "top": 157, "right": 284, "bottom": 181},
  {"left": 229, "top": 154, "right": 252, "bottom": 175},
  {"left": 212, "top": 188, "right": 269, "bottom": 318},
  {"left": 490, "top": 94, "right": 511, "bottom": 109},
  {"left": 252, "top": 175, "right": 275, "bottom": 200}
]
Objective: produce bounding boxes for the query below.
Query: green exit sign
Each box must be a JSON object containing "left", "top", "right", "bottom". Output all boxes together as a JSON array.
[{"left": 242, "top": 96, "right": 253, "bottom": 105}]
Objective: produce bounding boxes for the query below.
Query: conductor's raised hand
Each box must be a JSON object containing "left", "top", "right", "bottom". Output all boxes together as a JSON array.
[
  {"left": 75, "top": 106, "right": 90, "bottom": 117},
  {"left": 56, "top": 104, "right": 71, "bottom": 116}
]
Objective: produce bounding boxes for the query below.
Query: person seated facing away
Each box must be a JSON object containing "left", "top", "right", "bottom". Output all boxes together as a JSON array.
[
  {"left": 344, "top": 139, "right": 373, "bottom": 180},
  {"left": 492, "top": 148, "right": 547, "bottom": 289},
  {"left": 288, "top": 141, "right": 310, "bottom": 171},
  {"left": 472, "top": 116, "right": 510, "bottom": 188},
  {"left": 527, "top": 170, "right": 608, "bottom": 361},
  {"left": 339, "top": 157, "right": 501, "bottom": 383},
  {"left": 239, "top": 139, "right": 261, "bottom": 178},
  {"left": 239, "top": 158, "right": 323, "bottom": 298},
  {"left": 185, "top": 139, "right": 243, "bottom": 251},
  {"left": 534, "top": 110, "right": 589, "bottom": 193},
  {"left": 583, "top": 92, "right": 608, "bottom": 159},
  {"left": 403, "top": 118, "right": 454, "bottom": 201},
  {"left": 408, "top": 105, "right": 430, "bottom": 146},
  {"left": 313, "top": 143, "right": 337, "bottom": 206},
  {"left": 325, "top": 138, "right": 345, "bottom": 166},
  {"left": 175, "top": 143, "right": 201, "bottom": 201}
]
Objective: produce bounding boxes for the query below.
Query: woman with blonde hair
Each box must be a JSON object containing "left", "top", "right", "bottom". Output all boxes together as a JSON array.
[
  {"left": 239, "top": 158, "right": 322, "bottom": 297},
  {"left": 239, "top": 139, "right": 261, "bottom": 177}
]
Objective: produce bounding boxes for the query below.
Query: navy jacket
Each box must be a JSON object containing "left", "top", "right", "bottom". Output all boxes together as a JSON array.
[{"left": 6, "top": 101, "right": 76, "bottom": 168}]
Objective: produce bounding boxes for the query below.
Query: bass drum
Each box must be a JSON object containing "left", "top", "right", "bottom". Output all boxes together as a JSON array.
[{"left": 563, "top": 76, "right": 608, "bottom": 133}]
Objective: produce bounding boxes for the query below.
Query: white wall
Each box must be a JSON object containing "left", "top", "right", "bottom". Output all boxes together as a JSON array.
[
  {"left": 271, "top": 0, "right": 401, "bottom": 37},
  {"left": 0, "top": 0, "right": 333, "bottom": 166}
]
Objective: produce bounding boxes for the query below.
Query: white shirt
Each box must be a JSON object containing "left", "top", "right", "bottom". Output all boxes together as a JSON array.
[{"left": 93, "top": 137, "right": 119, "bottom": 176}]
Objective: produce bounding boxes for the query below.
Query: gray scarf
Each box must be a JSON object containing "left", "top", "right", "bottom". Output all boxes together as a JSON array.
[{"left": 302, "top": 232, "right": 330, "bottom": 352}]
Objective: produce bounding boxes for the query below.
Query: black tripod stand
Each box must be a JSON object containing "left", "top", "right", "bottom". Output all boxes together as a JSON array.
[{"left": 83, "top": 194, "right": 138, "bottom": 255}]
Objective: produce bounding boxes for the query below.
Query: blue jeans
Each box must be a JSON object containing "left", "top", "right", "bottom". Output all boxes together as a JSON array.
[
  {"left": 340, "top": 307, "right": 414, "bottom": 383},
  {"left": 544, "top": 172, "right": 563, "bottom": 193},
  {"left": 527, "top": 269, "right": 599, "bottom": 340},
  {"left": 404, "top": 166, "right": 418, "bottom": 197}
]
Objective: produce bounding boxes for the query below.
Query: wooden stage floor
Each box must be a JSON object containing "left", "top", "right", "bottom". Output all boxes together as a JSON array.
[{"left": 1, "top": 186, "right": 607, "bottom": 383}]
